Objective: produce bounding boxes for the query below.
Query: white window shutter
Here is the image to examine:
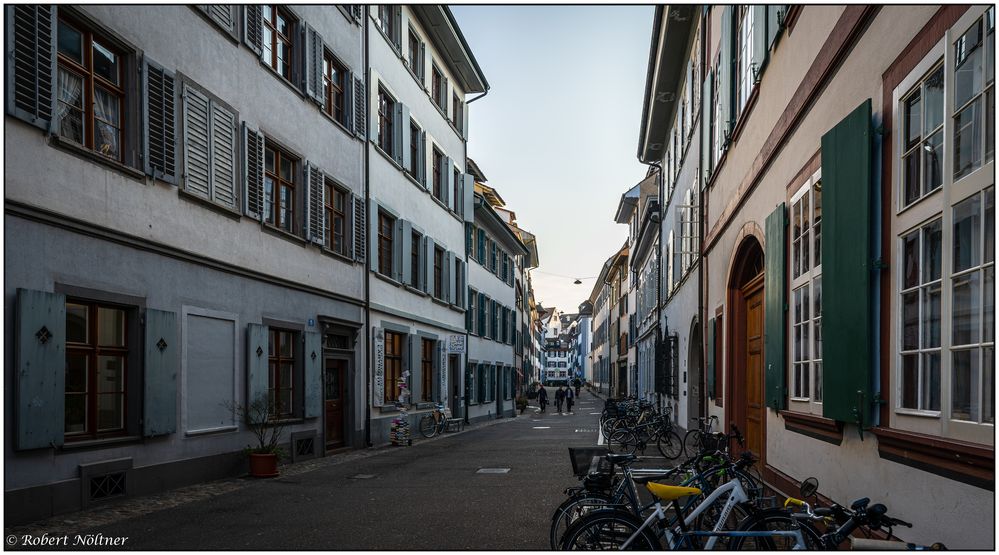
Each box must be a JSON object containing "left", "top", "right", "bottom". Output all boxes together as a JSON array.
[
  {"left": 211, "top": 101, "right": 238, "bottom": 209},
  {"left": 182, "top": 84, "right": 211, "bottom": 200}
]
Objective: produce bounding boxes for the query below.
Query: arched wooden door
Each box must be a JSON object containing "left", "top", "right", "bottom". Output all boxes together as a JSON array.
[{"left": 727, "top": 238, "right": 765, "bottom": 460}]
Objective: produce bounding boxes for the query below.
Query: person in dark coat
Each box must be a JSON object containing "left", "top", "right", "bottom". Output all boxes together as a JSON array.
[
  {"left": 555, "top": 386, "right": 566, "bottom": 414},
  {"left": 565, "top": 384, "right": 575, "bottom": 414},
  {"left": 537, "top": 385, "right": 548, "bottom": 413}
]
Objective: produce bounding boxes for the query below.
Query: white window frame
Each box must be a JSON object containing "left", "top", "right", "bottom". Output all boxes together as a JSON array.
[
  {"left": 788, "top": 171, "right": 823, "bottom": 414},
  {"left": 737, "top": 5, "right": 755, "bottom": 115},
  {"left": 890, "top": 5, "right": 995, "bottom": 445}
]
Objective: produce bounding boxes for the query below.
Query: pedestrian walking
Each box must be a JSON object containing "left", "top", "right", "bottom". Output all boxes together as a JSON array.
[
  {"left": 537, "top": 385, "right": 548, "bottom": 413},
  {"left": 565, "top": 385, "right": 575, "bottom": 414},
  {"left": 573, "top": 377, "right": 581, "bottom": 398},
  {"left": 555, "top": 386, "right": 566, "bottom": 414}
]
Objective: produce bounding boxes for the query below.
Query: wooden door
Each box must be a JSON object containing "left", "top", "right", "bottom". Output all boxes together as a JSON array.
[
  {"left": 744, "top": 286, "right": 765, "bottom": 458},
  {"left": 325, "top": 358, "right": 346, "bottom": 448}
]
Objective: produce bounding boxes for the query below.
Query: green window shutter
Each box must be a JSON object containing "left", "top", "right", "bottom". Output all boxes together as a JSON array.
[
  {"left": 399, "top": 104, "right": 411, "bottom": 170},
  {"left": 706, "top": 317, "right": 716, "bottom": 399},
  {"left": 353, "top": 194, "right": 367, "bottom": 263},
  {"left": 700, "top": 70, "right": 713, "bottom": 186},
  {"left": 766, "top": 5, "right": 783, "bottom": 50},
  {"left": 144, "top": 308, "right": 178, "bottom": 437},
  {"left": 764, "top": 203, "right": 788, "bottom": 410},
  {"left": 822, "top": 99, "right": 874, "bottom": 426},
  {"left": 719, "top": 5, "right": 734, "bottom": 144},
  {"left": 447, "top": 251, "right": 457, "bottom": 303},
  {"left": 246, "top": 323, "right": 269, "bottom": 422},
  {"left": 466, "top": 289, "right": 474, "bottom": 331},
  {"left": 304, "top": 330, "right": 322, "bottom": 418},
  {"left": 15, "top": 288, "right": 65, "bottom": 450},
  {"left": 477, "top": 363, "right": 485, "bottom": 402}
]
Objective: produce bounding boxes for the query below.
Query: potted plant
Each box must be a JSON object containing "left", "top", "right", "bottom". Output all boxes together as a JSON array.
[
  {"left": 515, "top": 396, "right": 529, "bottom": 414},
  {"left": 227, "top": 395, "right": 287, "bottom": 478}
]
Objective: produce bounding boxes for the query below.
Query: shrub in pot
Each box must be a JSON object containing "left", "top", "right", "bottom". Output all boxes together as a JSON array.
[
  {"left": 227, "top": 396, "right": 287, "bottom": 478},
  {"left": 515, "top": 396, "right": 529, "bottom": 414}
]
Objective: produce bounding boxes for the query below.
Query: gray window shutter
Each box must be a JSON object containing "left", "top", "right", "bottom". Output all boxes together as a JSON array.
[
  {"left": 444, "top": 157, "right": 455, "bottom": 210},
  {"left": 143, "top": 308, "right": 178, "bottom": 437},
  {"left": 418, "top": 130, "right": 428, "bottom": 186},
  {"left": 392, "top": 102, "right": 406, "bottom": 165},
  {"left": 393, "top": 218, "right": 404, "bottom": 282},
  {"left": 304, "top": 330, "right": 322, "bottom": 418},
  {"left": 143, "top": 58, "right": 177, "bottom": 183},
  {"left": 182, "top": 85, "right": 211, "bottom": 199},
  {"left": 353, "top": 194, "right": 366, "bottom": 262},
  {"left": 751, "top": 5, "right": 768, "bottom": 82},
  {"left": 211, "top": 101, "right": 238, "bottom": 209},
  {"left": 6, "top": 5, "right": 55, "bottom": 132},
  {"left": 700, "top": 71, "right": 713, "bottom": 186},
  {"left": 197, "top": 6, "right": 238, "bottom": 39},
  {"left": 246, "top": 323, "right": 269, "bottom": 422},
  {"left": 400, "top": 105, "right": 412, "bottom": 170},
  {"left": 393, "top": 6, "right": 402, "bottom": 48},
  {"left": 401, "top": 221, "right": 413, "bottom": 285},
  {"left": 243, "top": 4, "right": 263, "bottom": 56},
  {"left": 15, "top": 288, "right": 65, "bottom": 450},
  {"left": 353, "top": 76, "right": 366, "bottom": 139},
  {"left": 305, "top": 162, "right": 324, "bottom": 244},
  {"left": 719, "top": 6, "right": 734, "bottom": 145},
  {"left": 368, "top": 199, "right": 379, "bottom": 272},
  {"left": 423, "top": 236, "right": 434, "bottom": 295},
  {"left": 305, "top": 24, "right": 325, "bottom": 106},
  {"left": 462, "top": 174, "right": 475, "bottom": 222},
  {"left": 447, "top": 251, "right": 456, "bottom": 303},
  {"left": 242, "top": 122, "right": 265, "bottom": 220},
  {"left": 462, "top": 100, "right": 469, "bottom": 140},
  {"left": 372, "top": 327, "right": 385, "bottom": 407},
  {"left": 418, "top": 42, "right": 426, "bottom": 82}
]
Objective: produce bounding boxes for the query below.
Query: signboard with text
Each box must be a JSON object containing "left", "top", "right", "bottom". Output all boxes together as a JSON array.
[{"left": 447, "top": 334, "right": 466, "bottom": 354}]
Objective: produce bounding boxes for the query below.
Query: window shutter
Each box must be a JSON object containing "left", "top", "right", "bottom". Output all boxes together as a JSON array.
[
  {"left": 477, "top": 229, "right": 486, "bottom": 262},
  {"left": 752, "top": 6, "right": 768, "bottom": 82},
  {"left": 182, "top": 85, "right": 212, "bottom": 200},
  {"left": 462, "top": 101, "right": 470, "bottom": 140},
  {"left": 351, "top": 5, "right": 362, "bottom": 23},
  {"left": 144, "top": 308, "right": 178, "bottom": 437},
  {"left": 6, "top": 5, "right": 54, "bottom": 132},
  {"left": 491, "top": 300, "right": 498, "bottom": 339},
  {"left": 466, "top": 289, "right": 474, "bottom": 331},
  {"left": 243, "top": 5, "right": 263, "bottom": 56},
  {"left": 393, "top": 6, "right": 402, "bottom": 48},
  {"left": 706, "top": 317, "right": 715, "bottom": 398},
  {"left": 462, "top": 173, "right": 475, "bottom": 222},
  {"left": 304, "top": 330, "right": 322, "bottom": 418},
  {"left": 444, "top": 158, "right": 454, "bottom": 210},
  {"left": 423, "top": 236, "right": 434, "bottom": 295},
  {"left": 821, "top": 99, "right": 873, "bottom": 426},
  {"left": 701, "top": 71, "right": 713, "bottom": 186},
  {"left": 401, "top": 220, "right": 413, "bottom": 285},
  {"left": 392, "top": 218, "right": 404, "bottom": 282},
  {"left": 305, "top": 24, "right": 325, "bottom": 106},
  {"left": 465, "top": 223, "right": 473, "bottom": 257},
  {"left": 143, "top": 58, "right": 177, "bottom": 183},
  {"left": 242, "top": 122, "right": 265, "bottom": 220},
  {"left": 368, "top": 200, "right": 380, "bottom": 271},
  {"left": 211, "top": 101, "right": 238, "bottom": 209},
  {"left": 478, "top": 292, "right": 486, "bottom": 336},
  {"left": 447, "top": 251, "right": 457, "bottom": 303},
  {"left": 767, "top": 6, "right": 786, "bottom": 50},
  {"left": 305, "top": 162, "right": 325, "bottom": 244},
  {"left": 246, "top": 323, "right": 269, "bottom": 422},
  {"left": 372, "top": 327, "right": 385, "bottom": 407},
  {"left": 764, "top": 203, "right": 787, "bottom": 411},
  {"left": 719, "top": 5, "right": 734, "bottom": 145},
  {"left": 353, "top": 194, "right": 366, "bottom": 262},
  {"left": 353, "top": 76, "right": 366, "bottom": 139},
  {"left": 15, "top": 288, "right": 65, "bottom": 450},
  {"left": 418, "top": 42, "right": 426, "bottom": 82},
  {"left": 418, "top": 130, "right": 427, "bottom": 185},
  {"left": 477, "top": 363, "right": 485, "bottom": 402},
  {"left": 197, "top": 6, "right": 237, "bottom": 38},
  {"left": 399, "top": 104, "right": 411, "bottom": 169}
]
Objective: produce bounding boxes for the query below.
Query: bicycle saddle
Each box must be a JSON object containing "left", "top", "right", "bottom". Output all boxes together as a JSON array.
[
  {"left": 605, "top": 453, "right": 637, "bottom": 465},
  {"left": 646, "top": 482, "right": 702, "bottom": 502}
]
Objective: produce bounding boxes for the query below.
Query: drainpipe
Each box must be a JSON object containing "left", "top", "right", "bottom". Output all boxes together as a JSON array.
[
  {"left": 643, "top": 161, "right": 664, "bottom": 414},
  {"left": 363, "top": 6, "right": 372, "bottom": 448},
  {"left": 697, "top": 15, "right": 708, "bottom": 422}
]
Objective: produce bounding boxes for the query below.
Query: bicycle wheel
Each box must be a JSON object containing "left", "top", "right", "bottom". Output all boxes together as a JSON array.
[
  {"left": 693, "top": 500, "right": 755, "bottom": 550},
  {"left": 549, "top": 493, "right": 613, "bottom": 549},
  {"left": 726, "top": 508, "right": 823, "bottom": 550},
  {"left": 607, "top": 430, "right": 638, "bottom": 455},
  {"left": 560, "top": 510, "right": 660, "bottom": 550},
  {"left": 683, "top": 429, "right": 702, "bottom": 459},
  {"left": 656, "top": 429, "right": 684, "bottom": 460},
  {"left": 418, "top": 415, "right": 437, "bottom": 438}
]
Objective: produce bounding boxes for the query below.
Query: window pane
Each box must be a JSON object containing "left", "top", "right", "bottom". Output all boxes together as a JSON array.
[
  {"left": 923, "top": 219, "right": 942, "bottom": 281},
  {"left": 97, "top": 393, "right": 123, "bottom": 430},
  {"left": 97, "top": 307, "right": 125, "bottom": 347},
  {"left": 280, "top": 362, "right": 293, "bottom": 389},
  {"left": 902, "top": 291, "right": 919, "bottom": 350},
  {"left": 951, "top": 348, "right": 980, "bottom": 421},
  {"left": 923, "top": 129, "right": 944, "bottom": 195},
  {"left": 922, "top": 282, "right": 941, "bottom": 349},
  {"left": 952, "top": 271, "right": 980, "bottom": 346},
  {"left": 902, "top": 231, "right": 919, "bottom": 289},
  {"left": 986, "top": 88, "right": 995, "bottom": 164},
  {"left": 953, "top": 193, "right": 982, "bottom": 272},
  {"left": 924, "top": 65, "right": 945, "bottom": 132},
  {"left": 66, "top": 353, "right": 88, "bottom": 393},
  {"left": 984, "top": 266, "right": 994, "bottom": 343},
  {"left": 92, "top": 41, "right": 118, "bottom": 85},
  {"left": 923, "top": 351, "right": 941, "bottom": 411},
  {"left": 813, "top": 185, "right": 822, "bottom": 267},
  {"left": 814, "top": 361, "right": 823, "bottom": 402},
  {"left": 280, "top": 157, "right": 293, "bottom": 181},
  {"left": 97, "top": 355, "right": 124, "bottom": 392},
  {"left": 280, "top": 331, "right": 294, "bottom": 357},
  {"left": 904, "top": 92, "right": 921, "bottom": 148},
  {"left": 903, "top": 151, "right": 921, "bottom": 205},
  {"left": 987, "top": 187, "right": 995, "bottom": 263},
  {"left": 57, "top": 22, "right": 83, "bottom": 63},
  {"left": 57, "top": 68, "right": 84, "bottom": 144},
  {"left": 985, "top": 346, "right": 995, "bottom": 423},
  {"left": 954, "top": 20, "right": 984, "bottom": 109},
  {"left": 66, "top": 303, "right": 88, "bottom": 343},
  {"left": 901, "top": 354, "right": 918, "bottom": 409},
  {"left": 953, "top": 97, "right": 982, "bottom": 179},
  {"left": 65, "top": 393, "right": 86, "bottom": 433}
]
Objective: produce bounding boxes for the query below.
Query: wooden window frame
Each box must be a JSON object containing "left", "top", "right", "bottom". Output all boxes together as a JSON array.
[
  {"left": 409, "top": 120, "right": 420, "bottom": 177},
  {"left": 262, "top": 5, "right": 295, "bottom": 80},
  {"left": 64, "top": 300, "right": 129, "bottom": 440},
  {"left": 377, "top": 87, "right": 395, "bottom": 156},
  {"left": 410, "top": 230, "right": 422, "bottom": 288},
  {"left": 431, "top": 65, "right": 446, "bottom": 112},
  {"left": 325, "top": 179, "right": 348, "bottom": 256},
  {"left": 384, "top": 330, "right": 404, "bottom": 404},
  {"left": 433, "top": 245, "right": 444, "bottom": 299},
  {"left": 378, "top": 209, "right": 395, "bottom": 277},
  {"left": 421, "top": 338, "right": 434, "bottom": 403},
  {"left": 264, "top": 143, "right": 298, "bottom": 234},
  {"left": 56, "top": 15, "right": 126, "bottom": 162},
  {"left": 268, "top": 328, "right": 296, "bottom": 419},
  {"left": 452, "top": 92, "right": 462, "bottom": 132},
  {"left": 323, "top": 50, "right": 347, "bottom": 126},
  {"left": 408, "top": 27, "right": 423, "bottom": 82},
  {"left": 432, "top": 147, "right": 444, "bottom": 202},
  {"left": 377, "top": 6, "right": 396, "bottom": 47}
]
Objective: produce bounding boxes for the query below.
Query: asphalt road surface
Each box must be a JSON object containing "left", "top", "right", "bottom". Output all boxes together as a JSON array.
[{"left": 12, "top": 388, "right": 610, "bottom": 550}]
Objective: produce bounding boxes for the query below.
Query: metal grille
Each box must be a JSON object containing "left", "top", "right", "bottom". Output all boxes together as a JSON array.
[
  {"left": 89, "top": 472, "right": 126, "bottom": 502},
  {"left": 295, "top": 437, "right": 315, "bottom": 457}
]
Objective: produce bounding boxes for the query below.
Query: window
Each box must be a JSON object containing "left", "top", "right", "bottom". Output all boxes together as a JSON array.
[
  {"left": 452, "top": 93, "right": 463, "bottom": 133},
  {"left": 455, "top": 259, "right": 465, "bottom": 307},
  {"left": 408, "top": 27, "right": 423, "bottom": 82},
  {"left": 409, "top": 120, "right": 420, "bottom": 177},
  {"left": 712, "top": 51, "right": 724, "bottom": 164},
  {"left": 433, "top": 245, "right": 444, "bottom": 299},
  {"left": 384, "top": 330, "right": 403, "bottom": 404},
  {"left": 453, "top": 167, "right": 462, "bottom": 216},
  {"left": 262, "top": 5, "right": 294, "bottom": 80},
  {"left": 323, "top": 51, "right": 347, "bottom": 126},
  {"left": 65, "top": 301, "right": 128, "bottom": 438},
  {"left": 377, "top": 6, "right": 397, "bottom": 47},
  {"left": 268, "top": 328, "right": 296, "bottom": 418},
  {"left": 432, "top": 147, "right": 444, "bottom": 202},
  {"left": 482, "top": 296, "right": 490, "bottom": 338},
  {"left": 377, "top": 87, "right": 395, "bottom": 156},
  {"left": 378, "top": 210, "right": 395, "bottom": 276},
  {"left": 736, "top": 5, "right": 754, "bottom": 114},
  {"left": 56, "top": 16, "right": 125, "bottom": 160},
  {"left": 432, "top": 65, "right": 446, "bottom": 112},
  {"left": 468, "top": 288, "right": 477, "bottom": 333},
  {"left": 410, "top": 230, "right": 422, "bottom": 288},
  {"left": 264, "top": 144, "right": 297, "bottom": 233},
  {"left": 325, "top": 180, "right": 348, "bottom": 256},
  {"left": 901, "top": 64, "right": 945, "bottom": 208},
  {"left": 421, "top": 338, "right": 434, "bottom": 402},
  {"left": 467, "top": 362, "right": 478, "bottom": 404},
  {"left": 953, "top": 11, "right": 994, "bottom": 179},
  {"left": 900, "top": 219, "right": 942, "bottom": 411}
]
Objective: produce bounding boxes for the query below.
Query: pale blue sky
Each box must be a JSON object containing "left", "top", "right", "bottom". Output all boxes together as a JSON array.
[{"left": 451, "top": 5, "right": 654, "bottom": 314}]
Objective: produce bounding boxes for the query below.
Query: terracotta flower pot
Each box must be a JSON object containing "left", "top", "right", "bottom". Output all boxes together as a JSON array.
[{"left": 249, "top": 453, "right": 279, "bottom": 477}]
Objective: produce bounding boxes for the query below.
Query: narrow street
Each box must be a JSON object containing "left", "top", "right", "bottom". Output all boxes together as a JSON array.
[{"left": 10, "top": 391, "right": 606, "bottom": 551}]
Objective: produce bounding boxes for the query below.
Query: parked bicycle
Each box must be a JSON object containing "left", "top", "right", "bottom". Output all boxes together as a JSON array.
[{"left": 418, "top": 402, "right": 448, "bottom": 438}]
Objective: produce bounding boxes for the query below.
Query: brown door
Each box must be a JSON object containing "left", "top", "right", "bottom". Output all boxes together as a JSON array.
[
  {"left": 325, "top": 358, "right": 346, "bottom": 448},
  {"left": 744, "top": 284, "right": 765, "bottom": 458}
]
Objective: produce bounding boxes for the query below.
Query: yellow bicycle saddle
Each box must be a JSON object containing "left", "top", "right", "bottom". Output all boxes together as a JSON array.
[{"left": 645, "top": 482, "right": 702, "bottom": 502}]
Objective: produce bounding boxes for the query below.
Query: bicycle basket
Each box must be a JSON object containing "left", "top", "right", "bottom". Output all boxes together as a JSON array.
[{"left": 569, "top": 447, "right": 610, "bottom": 477}]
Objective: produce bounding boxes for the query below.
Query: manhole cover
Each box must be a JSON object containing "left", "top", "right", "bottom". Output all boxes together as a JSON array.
[
  {"left": 351, "top": 474, "right": 376, "bottom": 479},
  {"left": 476, "top": 468, "right": 510, "bottom": 474}
]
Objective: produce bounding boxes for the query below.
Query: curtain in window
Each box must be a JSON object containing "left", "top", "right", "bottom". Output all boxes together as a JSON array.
[
  {"left": 57, "top": 68, "right": 84, "bottom": 143},
  {"left": 94, "top": 87, "right": 120, "bottom": 159}
]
